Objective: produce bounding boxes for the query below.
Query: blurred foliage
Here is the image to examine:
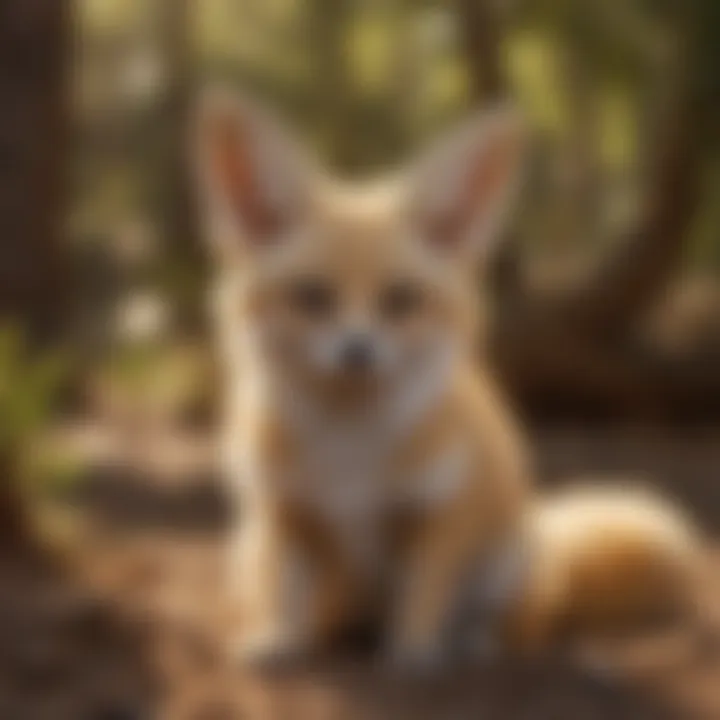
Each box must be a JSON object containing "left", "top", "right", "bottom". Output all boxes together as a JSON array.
[
  {"left": 0, "top": 327, "right": 82, "bottom": 495},
  {"left": 71, "top": 0, "right": 720, "bottom": 272},
  {"left": 0, "top": 327, "right": 68, "bottom": 450},
  {"left": 88, "top": 340, "right": 214, "bottom": 427}
]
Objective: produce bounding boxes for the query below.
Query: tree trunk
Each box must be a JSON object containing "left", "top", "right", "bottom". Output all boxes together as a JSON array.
[
  {"left": 0, "top": 0, "right": 69, "bottom": 548},
  {"left": 309, "top": 0, "right": 357, "bottom": 172},
  {"left": 157, "top": 0, "right": 199, "bottom": 257},
  {"left": 454, "top": 0, "right": 524, "bottom": 299},
  {"left": 0, "top": 0, "right": 69, "bottom": 344},
  {"left": 155, "top": 0, "right": 207, "bottom": 329},
  {"left": 557, "top": 12, "right": 602, "bottom": 250},
  {"left": 455, "top": 0, "right": 505, "bottom": 102}
]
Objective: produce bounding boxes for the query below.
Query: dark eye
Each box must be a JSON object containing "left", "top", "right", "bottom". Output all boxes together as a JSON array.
[
  {"left": 289, "top": 278, "right": 336, "bottom": 317},
  {"left": 380, "top": 281, "right": 425, "bottom": 320}
]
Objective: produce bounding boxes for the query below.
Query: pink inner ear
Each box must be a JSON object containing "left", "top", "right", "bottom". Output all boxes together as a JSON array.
[
  {"left": 208, "top": 114, "right": 285, "bottom": 242},
  {"left": 426, "top": 130, "right": 516, "bottom": 249}
]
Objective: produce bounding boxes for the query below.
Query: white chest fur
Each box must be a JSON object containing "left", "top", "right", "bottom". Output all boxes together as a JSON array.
[
  {"left": 232, "top": 343, "right": 468, "bottom": 569},
  {"left": 281, "top": 413, "right": 392, "bottom": 571}
]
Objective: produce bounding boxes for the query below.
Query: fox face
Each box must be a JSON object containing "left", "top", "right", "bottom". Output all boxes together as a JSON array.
[{"left": 197, "top": 91, "right": 524, "bottom": 401}]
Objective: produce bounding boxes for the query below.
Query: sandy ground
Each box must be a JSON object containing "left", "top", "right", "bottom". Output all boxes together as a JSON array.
[{"left": 1, "top": 425, "right": 720, "bottom": 720}]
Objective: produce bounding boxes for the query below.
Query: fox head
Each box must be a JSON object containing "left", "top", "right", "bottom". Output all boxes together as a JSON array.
[{"left": 196, "top": 90, "right": 524, "bottom": 400}]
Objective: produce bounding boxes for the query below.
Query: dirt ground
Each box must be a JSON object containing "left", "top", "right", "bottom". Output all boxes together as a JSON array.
[{"left": 2, "top": 424, "right": 720, "bottom": 720}]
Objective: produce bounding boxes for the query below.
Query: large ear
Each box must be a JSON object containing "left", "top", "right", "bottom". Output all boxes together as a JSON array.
[
  {"left": 409, "top": 106, "right": 525, "bottom": 263},
  {"left": 194, "top": 86, "right": 314, "bottom": 257}
]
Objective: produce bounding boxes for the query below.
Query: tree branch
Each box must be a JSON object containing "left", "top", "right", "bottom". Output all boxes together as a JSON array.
[{"left": 566, "top": 88, "right": 706, "bottom": 338}]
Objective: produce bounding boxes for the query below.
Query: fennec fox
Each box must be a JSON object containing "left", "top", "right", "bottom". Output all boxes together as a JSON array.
[{"left": 195, "top": 88, "right": 529, "bottom": 668}]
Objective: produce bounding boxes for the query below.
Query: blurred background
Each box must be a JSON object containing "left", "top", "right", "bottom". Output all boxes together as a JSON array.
[{"left": 0, "top": 1, "right": 719, "bottom": 718}]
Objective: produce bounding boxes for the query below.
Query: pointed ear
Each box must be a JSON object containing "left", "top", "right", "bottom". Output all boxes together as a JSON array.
[
  {"left": 409, "top": 106, "right": 525, "bottom": 263},
  {"left": 194, "top": 86, "right": 314, "bottom": 257}
]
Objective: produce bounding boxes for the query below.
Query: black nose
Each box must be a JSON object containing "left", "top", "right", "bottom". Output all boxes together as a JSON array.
[{"left": 341, "top": 336, "right": 374, "bottom": 371}]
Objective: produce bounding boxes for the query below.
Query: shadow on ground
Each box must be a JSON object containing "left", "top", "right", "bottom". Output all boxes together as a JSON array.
[
  {"left": 68, "top": 464, "right": 231, "bottom": 534},
  {"left": 0, "top": 551, "right": 158, "bottom": 719}
]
